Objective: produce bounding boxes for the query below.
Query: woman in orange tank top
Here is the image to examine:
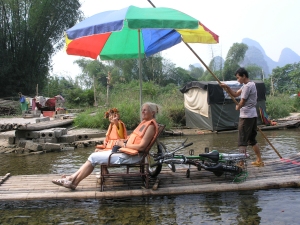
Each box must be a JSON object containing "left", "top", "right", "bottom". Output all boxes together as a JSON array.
[{"left": 95, "top": 108, "right": 127, "bottom": 151}]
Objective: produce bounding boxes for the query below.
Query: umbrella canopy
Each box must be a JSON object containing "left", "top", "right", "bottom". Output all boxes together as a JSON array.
[
  {"left": 65, "top": 5, "right": 219, "bottom": 60},
  {"left": 64, "top": 5, "right": 219, "bottom": 114}
]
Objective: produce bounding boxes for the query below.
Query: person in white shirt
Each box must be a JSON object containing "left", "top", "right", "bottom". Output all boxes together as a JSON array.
[{"left": 220, "top": 68, "right": 264, "bottom": 167}]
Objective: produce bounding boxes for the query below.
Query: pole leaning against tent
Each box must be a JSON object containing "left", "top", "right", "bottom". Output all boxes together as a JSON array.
[{"left": 146, "top": 0, "right": 282, "bottom": 159}]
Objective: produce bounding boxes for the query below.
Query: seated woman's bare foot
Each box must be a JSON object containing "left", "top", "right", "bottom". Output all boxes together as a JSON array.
[
  {"left": 61, "top": 174, "right": 73, "bottom": 181},
  {"left": 52, "top": 178, "right": 76, "bottom": 190}
]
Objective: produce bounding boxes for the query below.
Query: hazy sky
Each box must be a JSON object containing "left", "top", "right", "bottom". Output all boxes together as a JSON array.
[{"left": 51, "top": 0, "right": 300, "bottom": 78}]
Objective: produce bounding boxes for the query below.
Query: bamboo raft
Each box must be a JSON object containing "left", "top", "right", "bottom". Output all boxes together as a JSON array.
[{"left": 1, "top": 154, "right": 299, "bottom": 201}]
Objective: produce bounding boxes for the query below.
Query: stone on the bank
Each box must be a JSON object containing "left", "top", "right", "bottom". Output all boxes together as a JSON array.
[
  {"left": 4, "top": 149, "right": 16, "bottom": 153},
  {"left": 44, "top": 138, "right": 58, "bottom": 143},
  {"left": 15, "top": 138, "right": 26, "bottom": 145},
  {"left": 25, "top": 131, "right": 40, "bottom": 139},
  {"left": 76, "top": 143, "right": 85, "bottom": 148},
  {"left": 59, "top": 135, "right": 77, "bottom": 143},
  {"left": 8, "top": 137, "right": 15, "bottom": 145},
  {"left": 53, "top": 128, "right": 67, "bottom": 138},
  {"left": 15, "top": 148, "right": 24, "bottom": 154},
  {"left": 36, "top": 117, "right": 50, "bottom": 123},
  {"left": 25, "top": 142, "right": 42, "bottom": 151},
  {"left": 17, "top": 139, "right": 28, "bottom": 148},
  {"left": 60, "top": 146, "right": 75, "bottom": 151},
  {"left": 42, "top": 143, "right": 61, "bottom": 151},
  {"left": 39, "top": 129, "right": 55, "bottom": 139},
  {"left": 30, "top": 151, "right": 44, "bottom": 155},
  {"left": 15, "top": 130, "right": 27, "bottom": 138},
  {"left": 76, "top": 134, "right": 90, "bottom": 140},
  {"left": 37, "top": 138, "right": 45, "bottom": 143}
]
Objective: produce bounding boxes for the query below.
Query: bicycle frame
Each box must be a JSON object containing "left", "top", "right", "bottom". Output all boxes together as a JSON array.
[{"left": 149, "top": 139, "right": 249, "bottom": 182}]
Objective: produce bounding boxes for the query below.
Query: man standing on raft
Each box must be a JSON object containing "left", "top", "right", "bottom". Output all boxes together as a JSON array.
[{"left": 220, "top": 67, "right": 264, "bottom": 167}]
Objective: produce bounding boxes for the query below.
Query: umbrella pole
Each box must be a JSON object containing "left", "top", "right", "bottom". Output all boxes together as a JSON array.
[
  {"left": 147, "top": 0, "right": 282, "bottom": 159},
  {"left": 138, "top": 29, "right": 143, "bottom": 121}
]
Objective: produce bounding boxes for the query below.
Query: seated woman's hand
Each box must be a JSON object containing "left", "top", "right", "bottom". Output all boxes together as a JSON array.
[{"left": 115, "top": 139, "right": 126, "bottom": 147}]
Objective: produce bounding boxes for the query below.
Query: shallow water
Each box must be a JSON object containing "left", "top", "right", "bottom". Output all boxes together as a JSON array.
[
  {"left": 0, "top": 128, "right": 299, "bottom": 224},
  {"left": 1, "top": 189, "right": 300, "bottom": 224}
]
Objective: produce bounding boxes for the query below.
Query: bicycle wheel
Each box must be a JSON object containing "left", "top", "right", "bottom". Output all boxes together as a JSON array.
[{"left": 148, "top": 141, "right": 164, "bottom": 177}]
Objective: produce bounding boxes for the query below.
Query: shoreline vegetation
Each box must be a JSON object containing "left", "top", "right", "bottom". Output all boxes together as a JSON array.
[{"left": 70, "top": 81, "right": 300, "bottom": 130}]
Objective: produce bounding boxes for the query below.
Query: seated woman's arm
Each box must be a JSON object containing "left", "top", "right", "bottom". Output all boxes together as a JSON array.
[{"left": 116, "top": 124, "right": 155, "bottom": 152}]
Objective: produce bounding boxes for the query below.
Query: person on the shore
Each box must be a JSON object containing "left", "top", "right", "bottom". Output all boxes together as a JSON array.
[
  {"left": 95, "top": 108, "right": 127, "bottom": 152},
  {"left": 18, "top": 92, "right": 28, "bottom": 112},
  {"left": 52, "top": 102, "right": 160, "bottom": 190},
  {"left": 220, "top": 67, "right": 264, "bottom": 167}
]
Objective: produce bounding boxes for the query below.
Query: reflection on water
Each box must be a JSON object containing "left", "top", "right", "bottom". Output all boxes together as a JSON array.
[
  {"left": 1, "top": 189, "right": 300, "bottom": 224},
  {"left": 0, "top": 129, "right": 299, "bottom": 224}
]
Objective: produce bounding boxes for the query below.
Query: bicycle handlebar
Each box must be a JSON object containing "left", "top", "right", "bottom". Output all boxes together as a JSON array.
[
  {"left": 154, "top": 142, "right": 193, "bottom": 161},
  {"left": 184, "top": 142, "right": 193, "bottom": 148}
]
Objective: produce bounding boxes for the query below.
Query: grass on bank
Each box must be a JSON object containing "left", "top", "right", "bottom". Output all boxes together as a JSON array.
[
  {"left": 73, "top": 81, "right": 185, "bottom": 130},
  {"left": 72, "top": 81, "right": 300, "bottom": 130}
]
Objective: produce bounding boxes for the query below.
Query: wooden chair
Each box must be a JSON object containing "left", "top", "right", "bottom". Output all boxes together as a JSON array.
[{"left": 99, "top": 123, "right": 165, "bottom": 191}]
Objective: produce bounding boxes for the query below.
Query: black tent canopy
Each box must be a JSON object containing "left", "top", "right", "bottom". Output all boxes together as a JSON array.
[{"left": 180, "top": 81, "right": 266, "bottom": 131}]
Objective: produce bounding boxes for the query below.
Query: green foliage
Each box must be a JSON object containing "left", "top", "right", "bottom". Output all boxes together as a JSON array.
[
  {"left": 0, "top": 0, "right": 82, "bottom": 97},
  {"left": 269, "top": 62, "right": 300, "bottom": 95},
  {"left": 67, "top": 88, "right": 95, "bottom": 108},
  {"left": 75, "top": 59, "right": 109, "bottom": 88},
  {"left": 189, "top": 65, "right": 204, "bottom": 80},
  {"left": 73, "top": 82, "right": 184, "bottom": 130},
  {"left": 202, "top": 56, "right": 224, "bottom": 81},
  {"left": 223, "top": 43, "right": 248, "bottom": 80},
  {"left": 115, "top": 101, "right": 140, "bottom": 130},
  {"left": 246, "top": 65, "right": 264, "bottom": 80},
  {"left": 263, "top": 78, "right": 272, "bottom": 95},
  {"left": 156, "top": 89, "right": 185, "bottom": 127},
  {"left": 74, "top": 109, "right": 108, "bottom": 129},
  {"left": 266, "top": 94, "right": 295, "bottom": 119},
  {"left": 292, "top": 93, "right": 300, "bottom": 111},
  {"left": 41, "top": 75, "right": 75, "bottom": 97}
]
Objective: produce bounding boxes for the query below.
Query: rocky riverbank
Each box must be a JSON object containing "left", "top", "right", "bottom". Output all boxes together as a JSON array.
[{"left": 0, "top": 117, "right": 107, "bottom": 155}]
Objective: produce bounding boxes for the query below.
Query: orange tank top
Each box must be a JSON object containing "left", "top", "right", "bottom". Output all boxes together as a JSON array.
[
  {"left": 96, "top": 120, "right": 127, "bottom": 149},
  {"left": 127, "top": 119, "right": 157, "bottom": 145},
  {"left": 119, "top": 119, "right": 158, "bottom": 155}
]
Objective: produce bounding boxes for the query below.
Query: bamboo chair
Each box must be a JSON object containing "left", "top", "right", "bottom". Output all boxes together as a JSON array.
[{"left": 99, "top": 123, "right": 165, "bottom": 192}]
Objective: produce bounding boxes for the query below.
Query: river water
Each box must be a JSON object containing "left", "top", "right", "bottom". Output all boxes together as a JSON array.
[{"left": 0, "top": 128, "right": 299, "bottom": 224}]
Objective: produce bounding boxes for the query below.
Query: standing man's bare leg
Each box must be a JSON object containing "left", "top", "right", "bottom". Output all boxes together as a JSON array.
[
  {"left": 252, "top": 144, "right": 262, "bottom": 162},
  {"left": 251, "top": 144, "right": 264, "bottom": 167}
]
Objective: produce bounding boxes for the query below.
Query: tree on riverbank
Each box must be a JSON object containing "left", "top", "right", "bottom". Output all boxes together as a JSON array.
[{"left": 0, "top": 0, "right": 82, "bottom": 97}]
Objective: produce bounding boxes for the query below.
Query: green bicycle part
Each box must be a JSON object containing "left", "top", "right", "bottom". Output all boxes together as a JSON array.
[{"left": 232, "top": 171, "right": 248, "bottom": 183}]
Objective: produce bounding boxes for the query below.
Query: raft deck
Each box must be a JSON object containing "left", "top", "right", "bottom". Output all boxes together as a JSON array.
[{"left": 1, "top": 154, "right": 299, "bottom": 201}]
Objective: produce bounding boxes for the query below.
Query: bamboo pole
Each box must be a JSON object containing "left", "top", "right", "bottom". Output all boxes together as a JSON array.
[
  {"left": 0, "top": 173, "right": 10, "bottom": 185},
  {"left": 146, "top": 0, "right": 282, "bottom": 159}
]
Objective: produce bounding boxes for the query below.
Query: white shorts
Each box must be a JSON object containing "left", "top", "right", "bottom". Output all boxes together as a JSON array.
[{"left": 88, "top": 151, "right": 143, "bottom": 167}]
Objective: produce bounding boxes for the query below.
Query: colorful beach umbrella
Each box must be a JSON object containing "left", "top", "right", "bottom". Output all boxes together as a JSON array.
[
  {"left": 65, "top": 6, "right": 218, "bottom": 60},
  {"left": 65, "top": 5, "right": 219, "bottom": 110}
]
